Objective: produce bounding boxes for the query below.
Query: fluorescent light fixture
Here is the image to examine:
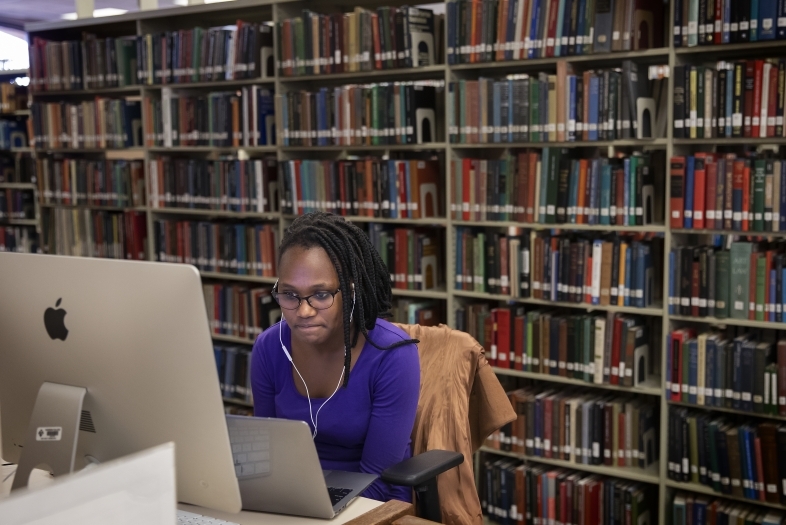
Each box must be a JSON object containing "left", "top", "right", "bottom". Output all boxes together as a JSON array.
[{"left": 61, "top": 8, "right": 128, "bottom": 20}]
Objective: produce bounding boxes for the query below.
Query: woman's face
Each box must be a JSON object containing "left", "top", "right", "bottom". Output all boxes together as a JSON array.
[{"left": 276, "top": 245, "right": 345, "bottom": 347}]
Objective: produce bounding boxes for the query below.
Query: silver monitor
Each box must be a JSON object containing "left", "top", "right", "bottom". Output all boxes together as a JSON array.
[{"left": 0, "top": 252, "right": 241, "bottom": 513}]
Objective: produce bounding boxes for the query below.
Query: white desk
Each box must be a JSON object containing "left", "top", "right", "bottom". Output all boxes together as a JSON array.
[{"left": 2, "top": 464, "right": 386, "bottom": 524}]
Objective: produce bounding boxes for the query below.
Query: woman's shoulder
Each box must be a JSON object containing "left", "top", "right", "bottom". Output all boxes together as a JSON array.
[
  {"left": 369, "top": 318, "right": 418, "bottom": 349},
  {"left": 252, "top": 321, "right": 288, "bottom": 360}
]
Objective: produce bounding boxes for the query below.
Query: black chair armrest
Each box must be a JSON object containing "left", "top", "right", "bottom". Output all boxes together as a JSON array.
[{"left": 381, "top": 450, "right": 464, "bottom": 487}]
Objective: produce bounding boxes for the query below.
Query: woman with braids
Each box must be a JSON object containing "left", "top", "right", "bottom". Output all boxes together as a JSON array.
[{"left": 249, "top": 211, "right": 421, "bottom": 503}]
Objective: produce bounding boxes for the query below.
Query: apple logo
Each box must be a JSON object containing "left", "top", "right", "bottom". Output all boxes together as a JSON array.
[{"left": 44, "top": 298, "right": 68, "bottom": 341}]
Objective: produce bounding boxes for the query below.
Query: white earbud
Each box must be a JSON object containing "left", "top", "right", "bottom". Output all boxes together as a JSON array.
[{"left": 349, "top": 284, "right": 356, "bottom": 323}]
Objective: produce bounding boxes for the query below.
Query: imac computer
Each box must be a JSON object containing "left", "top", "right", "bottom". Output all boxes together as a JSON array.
[{"left": 0, "top": 252, "right": 242, "bottom": 513}]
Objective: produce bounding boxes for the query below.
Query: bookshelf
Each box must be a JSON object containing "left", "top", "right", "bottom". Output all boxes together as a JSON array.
[{"left": 21, "top": 0, "right": 786, "bottom": 522}]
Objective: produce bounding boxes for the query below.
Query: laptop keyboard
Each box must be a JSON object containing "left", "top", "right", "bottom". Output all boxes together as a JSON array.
[
  {"left": 328, "top": 487, "right": 353, "bottom": 506},
  {"left": 177, "top": 509, "right": 240, "bottom": 524},
  {"left": 227, "top": 419, "right": 271, "bottom": 479}
]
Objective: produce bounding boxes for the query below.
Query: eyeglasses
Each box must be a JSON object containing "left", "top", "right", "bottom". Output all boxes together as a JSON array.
[{"left": 271, "top": 287, "right": 341, "bottom": 311}]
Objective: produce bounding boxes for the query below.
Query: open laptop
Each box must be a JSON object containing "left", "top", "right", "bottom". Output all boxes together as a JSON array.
[{"left": 226, "top": 415, "right": 377, "bottom": 518}]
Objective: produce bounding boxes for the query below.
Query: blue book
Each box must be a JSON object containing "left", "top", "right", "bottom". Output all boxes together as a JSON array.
[
  {"left": 694, "top": 494, "right": 707, "bottom": 525},
  {"left": 569, "top": 160, "right": 580, "bottom": 223},
  {"left": 528, "top": 0, "right": 543, "bottom": 59},
  {"left": 685, "top": 156, "right": 695, "bottom": 228},
  {"left": 507, "top": 79, "right": 515, "bottom": 142},
  {"left": 625, "top": 243, "right": 635, "bottom": 307},
  {"left": 751, "top": 0, "right": 761, "bottom": 41},
  {"left": 779, "top": 0, "right": 786, "bottom": 39},
  {"left": 576, "top": 0, "right": 587, "bottom": 55},
  {"left": 588, "top": 76, "right": 600, "bottom": 141},
  {"left": 723, "top": 0, "right": 733, "bottom": 42},
  {"left": 742, "top": 426, "right": 756, "bottom": 499},
  {"left": 587, "top": 159, "right": 598, "bottom": 225},
  {"left": 641, "top": 243, "right": 652, "bottom": 307},
  {"left": 258, "top": 88, "right": 275, "bottom": 146},
  {"left": 623, "top": 158, "right": 631, "bottom": 224},
  {"left": 235, "top": 224, "right": 246, "bottom": 275},
  {"left": 504, "top": 0, "right": 518, "bottom": 61},
  {"left": 770, "top": 269, "right": 777, "bottom": 321},
  {"left": 493, "top": 82, "right": 502, "bottom": 143},
  {"left": 600, "top": 163, "right": 611, "bottom": 225},
  {"left": 760, "top": 0, "right": 777, "bottom": 39},
  {"left": 446, "top": 1, "right": 456, "bottom": 64},
  {"left": 214, "top": 347, "right": 225, "bottom": 390},
  {"left": 688, "top": 339, "right": 699, "bottom": 404}
]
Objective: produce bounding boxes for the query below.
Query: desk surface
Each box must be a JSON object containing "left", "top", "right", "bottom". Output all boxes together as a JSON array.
[{"left": 2, "top": 464, "right": 385, "bottom": 524}]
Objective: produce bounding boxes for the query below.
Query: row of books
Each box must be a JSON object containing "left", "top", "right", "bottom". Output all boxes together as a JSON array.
[
  {"left": 37, "top": 158, "right": 145, "bottom": 208},
  {"left": 275, "top": 81, "right": 441, "bottom": 146},
  {"left": 446, "top": 0, "right": 664, "bottom": 66},
  {"left": 668, "top": 241, "right": 786, "bottom": 321},
  {"left": 277, "top": 6, "right": 440, "bottom": 76},
  {"left": 0, "top": 118, "right": 27, "bottom": 149},
  {"left": 0, "top": 189, "right": 34, "bottom": 220},
  {"left": 137, "top": 23, "right": 274, "bottom": 85},
  {"left": 448, "top": 62, "right": 665, "bottom": 144},
  {"left": 450, "top": 151, "right": 665, "bottom": 225},
  {"left": 479, "top": 457, "right": 654, "bottom": 525},
  {"left": 146, "top": 86, "right": 274, "bottom": 148},
  {"left": 153, "top": 219, "right": 278, "bottom": 277},
  {"left": 214, "top": 345, "right": 253, "bottom": 404},
  {"left": 456, "top": 304, "right": 658, "bottom": 385},
  {"left": 668, "top": 408, "right": 786, "bottom": 504},
  {"left": 367, "top": 224, "right": 443, "bottom": 291},
  {"left": 148, "top": 157, "right": 278, "bottom": 213},
  {"left": 673, "top": 60, "right": 786, "bottom": 140},
  {"left": 42, "top": 208, "right": 147, "bottom": 261},
  {"left": 279, "top": 158, "right": 441, "bottom": 219},
  {"left": 486, "top": 388, "right": 658, "bottom": 469},
  {"left": 144, "top": 87, "right": 275, "bottom": 148},
  {"left": 455, "top": 229, "right": 662, "bottom": 308},
  {"left": 389, "top": 298, "right": 444, "bottom": 326},
  {"left": 0, "top": 156, "right": 35, "bottom": 184},
  {"left": 30, "top": 100, "right": 143, "bottom": 150},
  {"left": 28, "top": 35, "right": 138, "bottom": 91},
  {"left": 0, "top": 83, "right": 24, "bottom": 113},
  {"left": 673, "top": 0, "right": 786, "bottom": 47},
  {"left": 0, "top": 226, "right": 40, "bottom": 254},
  {"left": 203, "top": 284, "right": 280, "bottom": 343},
  {"left": 671, "top": 492, "right": 786, "bottom": 525},
  {"left": 670, "top": 153, "right": 786, "bottom": 231},
  {"left": 667, "top": 329, "right": 786, "bottom": 415}
]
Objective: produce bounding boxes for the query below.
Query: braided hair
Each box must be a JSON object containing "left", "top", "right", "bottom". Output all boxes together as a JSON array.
[{"left": 278, "top": 211, "right": 419, "bottom": 387}]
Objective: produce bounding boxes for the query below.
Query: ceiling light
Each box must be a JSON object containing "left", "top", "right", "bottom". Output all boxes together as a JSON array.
[{"left": 61, "top": 8, "right": 128, "bottom": 20}]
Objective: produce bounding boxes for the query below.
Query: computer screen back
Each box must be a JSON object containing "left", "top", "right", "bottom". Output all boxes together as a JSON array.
[{"left": 0, "top": 253, "right": 241, "bottom": 513}]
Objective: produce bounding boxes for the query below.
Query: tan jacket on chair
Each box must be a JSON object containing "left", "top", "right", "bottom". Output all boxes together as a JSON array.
[{"left": 393, "top": 323, "right": 517, "bottom": 525}]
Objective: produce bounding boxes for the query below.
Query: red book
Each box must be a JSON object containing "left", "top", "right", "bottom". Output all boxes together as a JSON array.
[
  {"left": 752, "top": 60, "right": 764, "bottom": 137},
  {"left": 492, "top": 307, "right": 511, "bottom": 368},
  {"left": 693, "top": 157, "right": 707, "bottom": 229},
  {"left": 462, "top": 158, "right": 471, "bottom": 220},
  {"left": 500, "top": 237, "right": 510, "bottom": 295},
  {"left": 671, "top": 156, "right": 686, "bottom": 228},
  {"left": 545, "top": 0, "right": 561, "bottom": 57},
  {"left": 371, "top": 13, "right": 382, "bottom": 70},
  {"left": 577, "top": 159, "right": 588, "bottom": 224},
  {"left": 767, "top": 64, "right": 778, "bottom": 138},
  {"left": 754, "top": 436, "right": 766, "bottom": 501},
  {"left": 705, "top": 160, "right": 717, "bottom": 229},
  {"left": 742, "top": 163, "right": 752, "bottom": 231},
  {"left": 714, "top": 0, "right": 723, "bottom": 43}
]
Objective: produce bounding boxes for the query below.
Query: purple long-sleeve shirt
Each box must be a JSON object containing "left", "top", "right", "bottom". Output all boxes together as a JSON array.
[{"left": 250, "top": 318, "right": 420, "bottom": 503}]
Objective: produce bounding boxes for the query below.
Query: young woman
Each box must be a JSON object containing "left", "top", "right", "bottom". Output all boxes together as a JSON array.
[{"left": 250, "top": 212, "right": 421, "bottom": 503}]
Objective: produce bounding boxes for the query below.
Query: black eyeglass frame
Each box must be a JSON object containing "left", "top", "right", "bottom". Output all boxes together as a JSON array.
[{"left": 271, "top": 286, "right": 342, "bottom": 311}]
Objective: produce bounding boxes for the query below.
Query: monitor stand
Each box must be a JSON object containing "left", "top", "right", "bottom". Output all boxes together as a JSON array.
[{"left": 11, "top": 382, "right": 86, "bottom": 490}]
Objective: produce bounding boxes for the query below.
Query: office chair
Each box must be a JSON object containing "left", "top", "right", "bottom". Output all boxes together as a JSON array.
[{"left": 380, "top": 323, "right": 517, "bottom": 525}]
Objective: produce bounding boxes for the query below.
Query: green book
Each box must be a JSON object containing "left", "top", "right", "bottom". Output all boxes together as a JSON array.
[
  {"left": 688, "top": 416, "right": 699, "bottom": 483},
  {"left": 474, "top": 232, "right": 485, "bottom": 293},
  {"left": 765, "top": 159, "right": 774, "bottom": 232},
  {"left": 765, "top": 362, "right": 779, "bottom": 415},
  {"left": 729, "top": 242, "right": 753, "bottom": 319},
  {"left": 753, "top": 159, "right": 766, "bottom": 231},
  {"left": 371, "top": 85, "right": 380, "bottom": 146},
  {"left": 755, "top": 254, "right": 767, "bottom": 321},
  {"left": 545, "top": 149, "right": 561, "bottom": 224},
  {"left": 527, "top": 311, "right": 539, "bottom": 372},
  {"left": 530, "top": 76, "right": 540, "bottom": 142}
]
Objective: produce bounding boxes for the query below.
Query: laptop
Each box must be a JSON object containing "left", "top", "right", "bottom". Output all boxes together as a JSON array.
[{"left": 226, "top": 415, "right": 378, "bottom": 518}]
